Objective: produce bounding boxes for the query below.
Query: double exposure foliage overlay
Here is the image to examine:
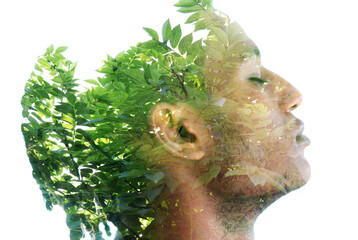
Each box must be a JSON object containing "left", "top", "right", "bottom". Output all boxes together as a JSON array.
[{"left": 20, "top": 0, "right": 256, "bottom": 239}]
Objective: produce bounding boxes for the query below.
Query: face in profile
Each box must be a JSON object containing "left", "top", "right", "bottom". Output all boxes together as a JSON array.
[
  {"left": 206, "top": 52, "right": 311, "bottom": 197},
  {"left": 151, "top": 28, "right": 311, "bottom": 199}
]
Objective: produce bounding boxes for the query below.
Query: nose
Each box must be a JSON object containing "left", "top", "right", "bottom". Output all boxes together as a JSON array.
[
  {"left": 280, "top": 89, "right": 302, "bottom": 112},
  {"left": 268, "top": 71, "right": 303, "bottom": 112}
]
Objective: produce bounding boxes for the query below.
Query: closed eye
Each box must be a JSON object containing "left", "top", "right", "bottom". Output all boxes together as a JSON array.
[{"left": 248, "top": 77, "right": 268, "bottom": 84}]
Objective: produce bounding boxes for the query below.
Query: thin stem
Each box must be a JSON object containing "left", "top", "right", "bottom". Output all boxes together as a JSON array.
[{"left": 171, "top": 69, "right": 188, "bottom": 99}]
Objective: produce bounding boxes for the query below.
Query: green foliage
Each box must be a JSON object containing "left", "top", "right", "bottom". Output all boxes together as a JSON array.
[{"left": 21, "top": 1, "right": 259, "bottom": 239}]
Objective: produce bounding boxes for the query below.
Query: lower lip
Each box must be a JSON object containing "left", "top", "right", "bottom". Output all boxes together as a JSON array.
[{"left": 296, "top": 135, "right": 310, "bottom": 146}]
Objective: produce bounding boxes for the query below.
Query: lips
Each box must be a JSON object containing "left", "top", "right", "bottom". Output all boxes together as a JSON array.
[{"left": 295, "top": 121, "right": 310, "bottom": 146}]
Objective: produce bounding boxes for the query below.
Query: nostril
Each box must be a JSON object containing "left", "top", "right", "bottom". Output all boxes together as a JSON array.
[
  {"left": 290, "top": 104, "right": 298, "bottom": 111},
  {"left": 281, "top": 93, "right": 302, "bottom": 112}
]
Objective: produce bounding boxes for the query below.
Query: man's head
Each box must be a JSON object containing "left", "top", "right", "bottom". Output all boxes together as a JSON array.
[
  {"left": 21, "top": 2, "right": 310, "bottom": 238},
  {"left": 148, "top": 23, "right": 310, "bottom": 199}
]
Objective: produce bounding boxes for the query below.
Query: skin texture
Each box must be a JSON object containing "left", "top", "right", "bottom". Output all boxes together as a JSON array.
[{"left": 146, "top": 28, "right": 310, "bottom": 240}]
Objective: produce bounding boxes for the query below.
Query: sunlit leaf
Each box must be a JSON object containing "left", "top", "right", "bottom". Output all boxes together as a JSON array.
[
  {"left": 174, "top": 0, "right": 197, "bottom": 7},
  {"left": 170, "top": 25, "right": 182, "bottom": 48},
  {"left": 143, "top": 27, "right": 159, "bottom": 41},
  {"left": 178, "top": 33, "right": 193, "bottom": 54},
  {"left": 177, "top": 5, "right": 203, "bottom": 13},
  {"left": 162, "top": 19, "right": 172, "bottom": 41},
  {"left": 55, "top": 46, "right": 68, "bottom": 53}
]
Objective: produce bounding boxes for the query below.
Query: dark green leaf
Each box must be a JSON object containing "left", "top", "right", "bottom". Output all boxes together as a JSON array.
[
  {"left": 147, "top": 185, "right": 164, "bottom": 202},
  {"left": 55, "top": 102, "right": 74, "bottom": 115},
  {"left": 66, "top": 93, "right": 77, "bottom": 105},
  {"left": 144, "top": 172, "right": 165, "bottom": 184},
  {"left": 75, "top": 102, "right": 89, "bottom": 115}
]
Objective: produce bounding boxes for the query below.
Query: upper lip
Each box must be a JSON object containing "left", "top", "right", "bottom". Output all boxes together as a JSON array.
[
  {"left": 294, "top": 119, "right": 310, "bottom": 145},
  {"left": 296, "top": 120, "right": 304, "bottom": 137}
]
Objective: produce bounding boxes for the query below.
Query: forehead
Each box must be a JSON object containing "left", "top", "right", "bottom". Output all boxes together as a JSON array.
[{"left": 204, "top": 24, "right": 262, "bottom": 93}]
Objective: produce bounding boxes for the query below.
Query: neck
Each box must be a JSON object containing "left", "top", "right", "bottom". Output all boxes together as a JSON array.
[{"left": 146, "top": 183, "right": 281, "bottom": 240}]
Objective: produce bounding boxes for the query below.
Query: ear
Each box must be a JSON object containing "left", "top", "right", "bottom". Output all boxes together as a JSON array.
[{"left": 150, "top": 103, "right": 213, "bottom": 160}]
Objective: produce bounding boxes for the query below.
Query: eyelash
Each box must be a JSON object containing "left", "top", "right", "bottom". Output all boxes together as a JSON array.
[{"left": 248, "top": 77, "right": 268, "bottom": 84}]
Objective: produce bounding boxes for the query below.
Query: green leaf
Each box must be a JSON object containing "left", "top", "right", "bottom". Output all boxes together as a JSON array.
[
  {"left": 209, "top": 165, "right": 221, "bottom": 178},
  {"left": 144, "top": 172, "right": 165, "bottom": 184},
  {"left": 113, "top": 81, "right": 126, "bottom": 91},
  {"left": 187, "top": 39, "right": 202, "bottom": 57},
  {"left": 204, "top": 39, "right": 226, "bottom": 53},
  {"left": 96, "top": 65, "right": 113, "bottom": 74},
  {"left": 121, "top": 69, "right": 145, "bottom": 82},
  {"left": 192, "top": 171, "right": 212, "bottom": 189},
  {"left": 55, "top": 102, "right": 74, "bottom": 115},
  {"left": 80, "top": 118, "right": 104, "bottom": 126},
  {"left": 140, "top": 40, "right": 159, "bottom": 49},
  {"left": 162, "top": 19, "right": 171, "bottom": 42},
  {"left": 75, "top": 102, "right": 89, "bottom": 115},
  {"left": 34, "top": 64, "right": 43, "bottom": 72},
  {"left": 170, "top": 25, "right": 182, "bottom": 48},
  {"left": 52, "top": 76, "right": 63, "bottom": 84},
  {"left": 205, "top": 45, "right": 224, "bottom": 60},
  {"left": 47, "top": 44, "right": 54, "bottom": 54},
  {"left": 224, "top": 169, "right": 247, "bottom": 177},
  {"left": 194, "top": 19, "right": 211, "bottom": 31},
  {"left": 185, "top": 11, "right": 205, "bottom": 24},
  {"left": 178, "top": 33, "right": 193, "bottom": 55},
  {"left": 174, "top": 0, "right": 197, "bottom": 7},
  {"left": 143, "top": 27, "right": 159, "bottom": 41},
  {"left": 55, "top": 181, "right": 76, "bottom": 192},
  {"left": 38, "top": 58, "right": 51, "bottom": 68},
  {"left": 66, "top": 92, "right": 77, "bottom": 105},
  {"left": 177, "top": 5, "right": 203, "bottom": 13},
  {"left": 84, "top": 79, "right": 100, "bottom": 87},
  {"left": 147, "top": 185, "right": 164, "bottom": 202},
  {"left": 211, "top": 27, "right": 229, "bottom": 46},
  {"left": 55, "top": 46, "right": 68, "bottom": 53},
  {"left": 202, "top": 0, "right": 213, "bottom": 7},
  {"left": 144, "top": 64, "right": 158, "bottom": 81}
]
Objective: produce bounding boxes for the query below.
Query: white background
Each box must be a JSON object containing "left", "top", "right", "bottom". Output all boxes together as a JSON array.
[{"left": 1, "top": 0, "right": 357, "bottom": 239}]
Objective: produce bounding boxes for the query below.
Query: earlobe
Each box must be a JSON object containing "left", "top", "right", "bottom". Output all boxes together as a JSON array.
[{"left": 150, "top": 103, "right": 212, "bottom": 160}]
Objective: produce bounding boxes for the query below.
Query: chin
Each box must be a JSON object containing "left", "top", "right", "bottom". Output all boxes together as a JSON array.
[{"left": 285, "top": 158, "right": 311, "bottom": 192}]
